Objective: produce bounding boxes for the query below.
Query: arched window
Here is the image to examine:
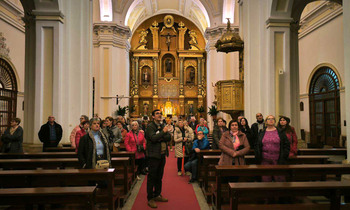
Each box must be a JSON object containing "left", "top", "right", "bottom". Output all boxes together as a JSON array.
[
  {"left": 0, "top": 58, "right": 18, "bottom": 134},
  {"left": 309, "top": 66, "right": 340, "bottom": 147}
]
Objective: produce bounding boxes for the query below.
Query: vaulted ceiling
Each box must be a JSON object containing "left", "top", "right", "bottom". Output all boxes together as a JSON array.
[{"left": 118, "top": 0, "right": 218, "bottom": 33}]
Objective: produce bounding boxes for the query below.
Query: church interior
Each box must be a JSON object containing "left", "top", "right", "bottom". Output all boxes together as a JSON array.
[{"left": 1, "top": 0, "right": 350, "bottom": 209}]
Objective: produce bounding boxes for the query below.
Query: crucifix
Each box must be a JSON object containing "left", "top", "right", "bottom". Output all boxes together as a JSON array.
[{"left": 160, "top": 33, "right": 176, "bottom": 51}]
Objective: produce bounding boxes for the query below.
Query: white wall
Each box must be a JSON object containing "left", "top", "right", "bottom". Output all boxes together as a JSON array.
[
  {"left": 0, "top": 18, "right": 25, "bottom": 125},
  {"left": 299, "top": 14, "right": 344, "bottom": 135}
]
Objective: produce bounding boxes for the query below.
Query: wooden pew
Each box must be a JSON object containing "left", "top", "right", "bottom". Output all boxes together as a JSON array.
[
  {"left": 214, "top": 164, "right": 350, "bottom": 210},
  {"left": 0, "top": 158, "right": 130, "bottom": 208},
  {"left": 44, "top": 147, "right": 75, "bottom": 152},
  {"left": 201, "top": 155, "right": 330, "bottom": 196},
  {"left": 229, "top": 181, "right": 350, "bottom": 210},
  {"left": 0, "top": 169, "right": 116, "bottom": 209},
  {"left": 0, "top": 151, "right": 137, "bottom": 182},
  {"left": 298, "top": 148, "right": 347, "bottom": 157},
  {"left": 0, "top": 186, "right": 96, "bottom": 210}
]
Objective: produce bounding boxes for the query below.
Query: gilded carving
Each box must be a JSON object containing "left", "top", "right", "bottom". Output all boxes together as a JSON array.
[
  {"left": 136, "top": 29, "right": 148, "bottom": 50},
  {"left": 188, "top": 30, "right": 200, "bottom": 50}
]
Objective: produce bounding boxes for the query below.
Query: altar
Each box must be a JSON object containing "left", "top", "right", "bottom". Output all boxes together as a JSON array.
[{"left": 129, "top": 14, "right": 207, "bottom": 119}]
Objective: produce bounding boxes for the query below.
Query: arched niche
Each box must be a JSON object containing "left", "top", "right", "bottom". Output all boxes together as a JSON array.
[
  {"left": 140, "top": 64, "right": 152, "bottom": 85},
  {"left": 185, "top": 64, "right": 196, "bottom": 85},
  {"left": 162, "top": 53, "right": 175, "bottom": 77}
]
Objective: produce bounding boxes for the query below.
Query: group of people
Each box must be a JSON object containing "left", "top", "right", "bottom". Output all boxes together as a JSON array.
[{"left": 0, "top": 111, "right": 298, "bottom": 209}]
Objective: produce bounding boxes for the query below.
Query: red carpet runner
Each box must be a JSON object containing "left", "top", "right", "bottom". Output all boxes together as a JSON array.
[{"left": 131, "top": 150, "right": 201, "bottom": 209}]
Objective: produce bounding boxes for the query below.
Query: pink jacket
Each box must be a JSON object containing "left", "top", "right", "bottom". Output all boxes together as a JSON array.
[
  {"left": 125, "top": 130, "right": 146, "bottom": 159},
  {"left": 75, "top": 129, "right": 87, "bottom": 153},
  {"left": 70, "top": 125, "right": 81, "bottom": 148}
]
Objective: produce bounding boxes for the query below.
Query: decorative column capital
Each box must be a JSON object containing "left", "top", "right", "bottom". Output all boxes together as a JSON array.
[
  {"left": 93, "top": 23, "right": 131, "bottom": 49},
  {"left": 0, "top": 33, "right": 10, "bottom": 60}
]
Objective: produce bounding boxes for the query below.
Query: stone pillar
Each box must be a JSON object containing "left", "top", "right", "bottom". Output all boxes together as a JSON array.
[
  {"left": 178, "top": 23, "right": 187, "bottom": 50},
  {"left": 343, "top": 0, "right": 350, "bottom": 158},
  {"left": 290, "top": 23, "right": 301, "bottom": 137},
  {"left": 153, "top": 57, "right": 159, "bottom": 110},
  {"left": 93, "top": 23, "right": 131, "bottom": 118},
  {"left": 150, "top": 22, "right": 159, "bottom": 50},
  {"left": 23, "top": 8, "right": 65, "bottom": 145}
]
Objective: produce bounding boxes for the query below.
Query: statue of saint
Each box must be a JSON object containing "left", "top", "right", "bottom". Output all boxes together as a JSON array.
[
  {"left": 188, "top": 68, "right": 195, "bottom": 84},
  {"left": 143, "top": 103, "right": 149, "bottom": 116},
  {"left": 189, "top": 104, "right": 194, "bottom": 115},
  {"left": 165, "top": 59, "right": 172, "bottom": 73},
  {"left": 143, "top": 69, "right": 150, "bottom": 83}
]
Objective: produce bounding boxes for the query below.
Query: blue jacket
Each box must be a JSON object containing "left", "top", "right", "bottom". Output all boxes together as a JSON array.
[{"left": 192, "top": 137, "right": 210, "bottom": 150}]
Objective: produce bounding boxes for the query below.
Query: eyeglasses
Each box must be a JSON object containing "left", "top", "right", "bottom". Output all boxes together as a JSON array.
[
  {"left": 256, "top": 115, "right": 262, "bottom": 117},
  {"left": 197, "top": 133, "right": 204, "bottom": 135},
  {"left": 267, "top": 118, "right": 275, "bottom": 120},
  {"left": 155, "top": 112, "right": 162, "bottom": 115}
]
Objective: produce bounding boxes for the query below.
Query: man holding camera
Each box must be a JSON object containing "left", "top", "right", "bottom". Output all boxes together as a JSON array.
[{"left": 145, "top": 109, "right": 171, "bottom": 208}]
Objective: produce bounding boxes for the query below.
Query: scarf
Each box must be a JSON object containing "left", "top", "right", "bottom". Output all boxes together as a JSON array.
[{"left": 230, "top": 131, "right": 240, "bottom": 150}]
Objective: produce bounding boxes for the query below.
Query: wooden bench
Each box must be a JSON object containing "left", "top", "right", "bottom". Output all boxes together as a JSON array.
[
  {"left": 229, "top": 181, "right": 350, "bottom": 210},
  {"left": 0, "top": 186, "right": 96, "bottom": 210},
  {"left": 0, "top": 169, "right": 117, "bottom": 209},
  {"left": 201, "top": 155, "right": 330, "bottom": 197},
  {"left": 214, "top": 164, "right": 350, "bottom": 210},
  {"left": 44, "top": 147, "right": 75, "bottom": 152},
  {"left": 298, "top": 148, "right": 347, "bottom": 157},
  {"left": 0, "top": 151, "right": 137, "bottom": 182}
]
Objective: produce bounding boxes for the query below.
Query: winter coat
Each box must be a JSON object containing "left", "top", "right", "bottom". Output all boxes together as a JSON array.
[
  {"left": 75, "top": 129, "right": 87, "bottom": 153},
  {"left": 218, "top": 131, "right": 250, "bottom": 166},
  {"left": 174, "top": 126, "right": 194, "bottom": 158},
  {"left": 285, "top": 127, "right": 298, "bottom": 157},
  {"left": 1, "top": 126, "right": 23, "bottom": 153},
  {"left": 212, "top": 125, "right": 228, "bottom": 149},
  {"left": 77, "top": 130, "right": 111, "bottom": 169},
  {"left": 251, "top": 122, "right": 266, "bottom": 146},
  {"left": 125, "top": 130, "right": 146, "bottom": 159},
  {"left": 38, "top": 122, "right": 63, "bottom": 150},
  {"left": 145, "top": 121, "right": 171, "bottom": 159},
  {"left": 240, "top": 126, "right": 254, "bottom": 149},
  {"left": 196, "top": 125, "right": 209, "bottom": 138},
  {"left": 70, "top": 125, "right": 81, "bottom": 148},
  {"left": 102, "top": 125, "right": 122, "bottom": 151},
  {"left": 255, "top": 128, "right": 290, "bottom": 165},
  {"left": 120, "top": 128, "right": 127, "bottom": 142}
]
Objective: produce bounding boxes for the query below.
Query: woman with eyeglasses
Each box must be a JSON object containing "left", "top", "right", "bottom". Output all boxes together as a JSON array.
[{"left": 255, "top": 115, "right": 290, "bottom": 182}]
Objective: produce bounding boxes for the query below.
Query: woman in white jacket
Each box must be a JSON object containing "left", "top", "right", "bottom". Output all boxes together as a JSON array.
[{"left": 174, "top": 120, "right": 194, "bottom": 176}]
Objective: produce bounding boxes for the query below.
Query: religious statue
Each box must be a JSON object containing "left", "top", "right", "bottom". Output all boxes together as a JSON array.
[
  {"left": 137, "top": 29, "right": 148, "bottom": 50},
  {"left": 188, "top": 30, "right": 200, "bottom": 50},
  {"left": 143, "top": 103, "right": 149, "bottom": 116},
  {"left": 165, "top": 59, "right": 172, "bottom": 73},
  {"left": 142, "top": 68, "right": 150, "bottom": 83},
  {"left": 189, "top": 103, "right": 194, "bottom": 115},
  {"left": 187, "top": 67, "right": 195, "bottom": 84}
]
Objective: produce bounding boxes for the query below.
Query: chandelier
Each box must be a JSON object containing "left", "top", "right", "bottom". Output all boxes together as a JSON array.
[{"left": 215, "top": 19, "right": 243, "bottom": 53}]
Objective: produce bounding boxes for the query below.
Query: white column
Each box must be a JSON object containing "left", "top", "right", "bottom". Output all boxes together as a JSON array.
[
  {"left": 343, "top": 1, "right": 350, "bottom": 158},
  {"left": 23, "top": 10, "right": 65, "bottom": 145},
  {"left": 93, "top": 23, "right": 131, "bottom": 118}
]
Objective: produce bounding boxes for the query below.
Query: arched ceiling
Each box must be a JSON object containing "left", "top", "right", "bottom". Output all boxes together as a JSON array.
[{"left": 122, "top": 0, "right": 211, "bottom": 33}]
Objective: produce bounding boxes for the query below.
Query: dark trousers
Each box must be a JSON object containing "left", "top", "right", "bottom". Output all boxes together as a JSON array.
[
  {"left": 177, "top": 157, "right": 189, "bottom": 172},
  {"left": 184, "top": 159, "right": 198, "bottom": 179},
  {"left": 147, "top": 155, "right": 166, "bottom": 201},
  {"left": 136, "top": 158, "right": 145, "bottom": 175}
]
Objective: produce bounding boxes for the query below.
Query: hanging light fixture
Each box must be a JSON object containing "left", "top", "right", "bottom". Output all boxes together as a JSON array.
[{"left": 215, "top": 19, "right": 243, "bottom": 53}]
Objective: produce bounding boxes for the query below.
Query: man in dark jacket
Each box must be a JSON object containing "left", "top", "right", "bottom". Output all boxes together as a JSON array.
[
  {"left": 251, "top": 113, "right": 266, "bottom": 147},
  {"left": 212, "top": 117, "right": 227, "bottom": 149},
  {"left": 145, "top": 109, "right": 171, "bottom": 208},
  {"left": 38, "top": 116, "right": 63, "bottom": 151}
]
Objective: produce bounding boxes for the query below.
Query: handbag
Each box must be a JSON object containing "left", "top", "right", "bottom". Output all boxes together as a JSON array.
[
  {"left": 134, "top": 132, "right": 145, "bottom": 153},
  {"left": 96, "top": 160, "right": 110, "bottom": 169}
]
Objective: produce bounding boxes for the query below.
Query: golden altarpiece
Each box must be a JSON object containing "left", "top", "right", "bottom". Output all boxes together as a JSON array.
[{"left": 129, "top": 14, "right": 206, "bottom": 118}]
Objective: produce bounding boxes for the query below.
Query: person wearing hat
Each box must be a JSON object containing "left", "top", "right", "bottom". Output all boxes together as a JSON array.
[{"left": 277, "top": 116, "right": 298, "bottom": 157}]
